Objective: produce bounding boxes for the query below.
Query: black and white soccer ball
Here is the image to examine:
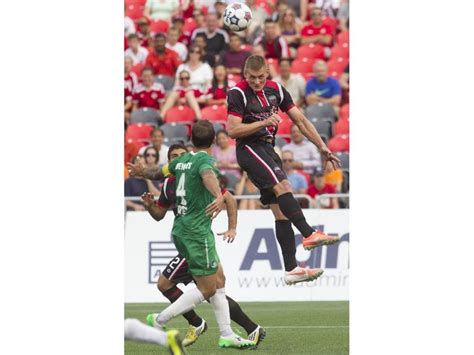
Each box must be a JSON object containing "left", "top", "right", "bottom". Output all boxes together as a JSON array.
[{"left": 223, "top": 2, "right": 253, "bottom": 32}]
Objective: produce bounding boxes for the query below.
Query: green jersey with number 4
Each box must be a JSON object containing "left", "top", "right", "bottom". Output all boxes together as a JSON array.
[{"left": 168, "top": 151, "right": 220, "bottom": 240}]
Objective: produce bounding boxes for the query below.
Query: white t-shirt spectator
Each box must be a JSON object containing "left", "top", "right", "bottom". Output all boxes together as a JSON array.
[
  {"left": 124, "top": 16, "right": 136, "bottom": 36},
  {"left": 125, "top": 47, "right": 149, "bottom": 65},
  {"left": 282, "top": 140, "right": 322, "bottom": 173},
  {"left": 175, "top": 62, "right": 213, "bottom": 93},
  {"left": 166, "top": 42, "right": 188, "bottom": 62}
]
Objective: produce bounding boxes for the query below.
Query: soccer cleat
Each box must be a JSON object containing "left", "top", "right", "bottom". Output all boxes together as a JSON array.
[
  {"left": 166, "top": 329, "right": 187, "bottom": 355},
  {"left": 146, "top": 313, "right": 165, "bottom": 330},
  {"left": 182, "top": 319, "right": 208, "bottom": 347},
  {"left": 284, "top": 266, "right": 324, "bottom": 285},
  {"left": 302, "top": 230, "right": 341, "bottom": 250},
  {"left": 218, "top": 333, "right": 255, "bottom": 349},
  {"left": 247, "top": 325, "right": 267, "bottom": 348}
]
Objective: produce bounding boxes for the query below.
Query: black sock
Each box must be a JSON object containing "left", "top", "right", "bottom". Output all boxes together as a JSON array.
[
  {"left": 275, "top": 220, "right": 297, "bottom": 271},
  {"left": 277, "top": 192, "right": 314, "bottom": 237},
  {"left": 162, "top": 286, "right": 203, "bottom": 327},
  {"left": 227, "top": 296, "right": 258, "bottom": 335}
]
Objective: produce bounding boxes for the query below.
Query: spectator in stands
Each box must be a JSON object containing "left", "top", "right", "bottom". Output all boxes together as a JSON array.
[
  {"left": 282, "top": 125, "right": 322, "bottom": 173},
  {"left": 305, "top": 60, "right": 342, "bottom": 113},
  {"left": 222, "top": 33, "right": 251, "bottom": 75},
  {"left": 281, "top": 151, "right": 308, "bottom": 194},
  {"left": 246, "top": 0, "right": 269, "bottom": 43},
  {"left": 338, "top": 0, "right": 349, "bottom": 32},
  {"left": 191, "top": 13, "right": 229, "bottom": 62},
  {"left": 171, "top": 16, "right": 191, "bottom": 46},
  {"left": 166, "top": 27, "right": 188, "bottom": 62},
  {"left": 307, "top": 167, "right": 339, "bottom": 209},
  {"left": 193, "top": 33, "right": 217, "bottom": 67},
  {"left": 132, "top": 67, "right": 166, "bottom": 114},
  {"left": 324, "top": 163, "right": 344, "bottom": 193},
  {"left": 144, "top": 0, "right": 180, "bottom": 22},
  {"left": 145, "top": 33, "right": 181, "bottom": 77},
  {"left": 125, "top": 150, "right": 161, "bottom": 211},
  {"left": 271, "top": 0, "right": 289, "bottom": 22},
  {"left": 234, "top": 171, "right": 261, "bottom": 210},
  {"left": 175, "top": 44, "right": 213, "bottom": 94},
  {"left": 125, "top": 33, "right": 149, "bottom": 65},
  {"left": 277, "top": 7, "right": 303, "bottom": 57},
  {"left": 136, "top": 17, "right": 152, "bottom": 48},
  {"left": 212, "top": 0, "right": 227, "bottom": 28},
  {"left": 160, "top": 69, "right": 203, "bottom": 120},
  {"left": 273, "top": 58, "right": 306, "bottom": 107},
  {"left": 340, "top": 64, "right": 349, "bottom": 105},
  {"left": 204, "top": 64, "right": 234, "bottom": 106},
  {"left": 124, "top": 15, "right": 136, "bottom": 36},
  {"left": 124, "top": 57, "right": 137, "bottom": 123},
  {"left": 254, "top": 19, "right": 289, "bottom": 59},
  {"left": 251, "top": 44, "right": 278, "bottom": 78},
  {"left": 138, "top": 127, "right": 169, "bottom": 166},
  {"left": 300, "top": 7, "right": 333, "bottom": 48},
  {"left": 211, "top": 130, "right": 241, "bottom": 180}
]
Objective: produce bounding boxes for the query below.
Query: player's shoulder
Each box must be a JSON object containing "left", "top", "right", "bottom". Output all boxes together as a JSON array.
[
  {"left": 265, "top": 80, "right": 281, "bottom": 91},
  {"left": 228, "top": 80, "right": 249, "bottom": 98}
]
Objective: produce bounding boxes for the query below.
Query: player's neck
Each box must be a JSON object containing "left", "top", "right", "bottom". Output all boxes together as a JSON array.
[{"left": 192, "top": 147, "right": 212, "bottom": 155}]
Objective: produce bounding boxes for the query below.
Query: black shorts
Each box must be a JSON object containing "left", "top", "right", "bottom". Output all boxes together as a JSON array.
[
  {"left": 161, "top": 254, "right": 194, "bottom": 285},
  {"left": 236, "top": 141, "right": 287, "bottom": 205}
]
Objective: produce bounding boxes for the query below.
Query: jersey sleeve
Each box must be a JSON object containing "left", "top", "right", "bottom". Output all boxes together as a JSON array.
[
  {"left": 198, "top": 155, "right": 218, "bottom": 175},
  {"left": 227, "top": 88, "right": 245, "bottom": 118},
  {"left": 279, "top": 85, "right": 296, "bottom": 112},
  {"left": 156, "top": 180, "right": 171, "bottom": 208}
]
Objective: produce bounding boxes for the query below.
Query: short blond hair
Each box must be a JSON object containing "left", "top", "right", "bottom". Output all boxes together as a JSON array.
[{"left": 244, "top": 55, "right": 267, "bottom": 73}]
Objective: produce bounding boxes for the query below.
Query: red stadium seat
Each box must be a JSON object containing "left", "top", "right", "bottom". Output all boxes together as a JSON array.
[
  {"left": 291, "top": 57, "right": 316, "bottom": 75},
  {"left": 131, "top": 63, "right": 145, "bottom": 77},
  {"left": 227, "top": 73, "right": 242, "bottom": 83},
  {"left": 183, "top": 18, "right": 197, "bottom": 34},
  {"left": 302, "top": 72, "right": 315, "bottom": 81},
  {"left": 328, "top": 56, "right": 348, "bottom": 72},
  {"left": 337, "top": 31, "right": 349, "bottom": 48},
  {"left": 125, "top": 123, "right": 154, "bottom": 142},
  {"left": 330, "top": 45, "right": 349, "bottom": 60},
  {"left": 328, "top": 134, "right": 349, "bottom": 152},
  {"left": 125, "top": 4, "right": 145, "bottom": 20},
  {"left": 150, "top": 19, "right": 169, "bottom": 34},
  {"left": 340, "top": 104, "right": 349, "bottom": 121},
  {"left": 125, "top": 0, "right": 146, "bottom": 5},
  {"left": 267, "top": 58, "right": 280, "bottom": 74},
  {"left": 296, "top": 44, "right": 325, "bottom": 60},
  {"left": 201, "top": 105, "right": 227, "bottom": 122},
  {"left": 334, "top": 119, "right": 349, "bottom": 135},
  {"left": 255, "top": 0, "right": 273, "bottom": 15},
  {"left": 277, "top": 116, "right": 293, "bottom": 135},
  {"left": 164, "top": 105, "right": 195, "bottom": 123}
]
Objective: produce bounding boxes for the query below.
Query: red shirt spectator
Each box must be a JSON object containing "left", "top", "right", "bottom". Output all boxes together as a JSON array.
[
  {"left": 254, "top": 19, "right": 289, "bottom": 59},
  {"left": 132, "top": 67, "right": 165, "bottom": 110},
  {"left": 300, "top": 7, "right": 333, "bottom": 47},
  {"left": 175, "top": 85, "right": 203, "bottom": 99},
  {"left": 124, "top": 58, "right": 138, "bottom": 102},
  {"left": 145, "top": 33, "right": 181, "bottom": 76},
  {"left": 307, "top": 168, "right": 339, "bottom": 209}
]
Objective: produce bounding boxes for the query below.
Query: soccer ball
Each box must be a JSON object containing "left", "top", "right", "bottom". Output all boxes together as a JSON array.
[{"left": 223, "top": 2, "right": 252, "bottom": 32}]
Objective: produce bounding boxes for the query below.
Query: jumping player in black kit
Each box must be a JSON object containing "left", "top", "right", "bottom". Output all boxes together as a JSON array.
[
  {"left": 224, "top": 55, "right": 342, "bottom": 285},
  {"left": 141, "top": 143, "right": 265, "bottom": 348}
]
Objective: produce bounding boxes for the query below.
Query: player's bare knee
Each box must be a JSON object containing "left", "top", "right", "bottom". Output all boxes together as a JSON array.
[
  {"left": 198, "top": 284, "right": 216, "bottom": 299},
  {"left": 273, "top": 180, "right": 292, "bottom": 195}
]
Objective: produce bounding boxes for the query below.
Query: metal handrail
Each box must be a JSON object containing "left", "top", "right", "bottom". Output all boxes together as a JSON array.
[{"left": 315, "top": 193, "right": 350, "bottom": 208}]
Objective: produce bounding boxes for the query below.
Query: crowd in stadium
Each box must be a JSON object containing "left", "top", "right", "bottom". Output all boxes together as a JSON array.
[{"left": 124, "top": 0, "right": 350, "bottom": 210}]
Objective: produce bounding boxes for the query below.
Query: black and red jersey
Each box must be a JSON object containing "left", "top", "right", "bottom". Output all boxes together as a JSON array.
[{"left": 227, "top": 79, "right": 295, "bottom": 146}]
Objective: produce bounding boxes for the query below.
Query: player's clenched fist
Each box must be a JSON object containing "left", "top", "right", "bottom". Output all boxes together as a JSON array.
[{"left": 262, "top": 114, "right": 281, "bottom": 127}]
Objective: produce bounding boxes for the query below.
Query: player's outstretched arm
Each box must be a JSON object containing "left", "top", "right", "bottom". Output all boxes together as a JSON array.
[
  {"left": 227, "top": 114, "right": 280, "bottom": 139},
  {"left": 217, "top": 190, "right": 237, "bottom": 243},
  {"left": 127, "top": 162, "right": 168, "bottom": 180},
  {"left": 286, "top": 106, "right": 341, "bottom": 170},
  {"left": 141, "top": 192, "right": 168, "bottom": 222}
]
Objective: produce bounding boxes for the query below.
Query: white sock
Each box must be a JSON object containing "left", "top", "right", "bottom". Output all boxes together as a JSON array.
[
  {"left": 124, "top": 318, "right": 168, "bottom": 347},
  {"left": 209, "top": 288, "right": 234, "bottom": 337},
  {"left": 157, "top": 287, "right": 205, "bottom": 325}
]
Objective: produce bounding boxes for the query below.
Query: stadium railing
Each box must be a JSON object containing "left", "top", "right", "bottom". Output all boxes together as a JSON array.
[{"left": 125, "top": 194, "right": 349, "bottom": 209}]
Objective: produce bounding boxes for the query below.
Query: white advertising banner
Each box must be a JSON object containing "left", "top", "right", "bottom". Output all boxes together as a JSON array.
[{"left": 125, "top": 209, "right": 349, "bottom": 303}]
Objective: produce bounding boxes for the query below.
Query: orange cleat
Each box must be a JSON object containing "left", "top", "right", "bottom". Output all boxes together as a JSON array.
[
  {"left": 284, "top": 266, "right": 324, "bottom": 285},
  {"left": 302, "top": 230, "right": 341, "bottom": 250}
]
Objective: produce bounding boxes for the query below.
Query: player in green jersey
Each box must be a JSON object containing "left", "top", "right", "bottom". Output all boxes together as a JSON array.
[{"left": 128, "top": 121, "right": 254, "bottom": 349}]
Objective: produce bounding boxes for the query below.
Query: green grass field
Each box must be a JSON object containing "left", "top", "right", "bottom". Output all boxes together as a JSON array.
[{"left": 125, "top": 301, "right": 349, "bottom": 354}]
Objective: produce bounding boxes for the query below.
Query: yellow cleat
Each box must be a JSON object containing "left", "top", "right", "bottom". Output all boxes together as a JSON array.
[
  {"left": 182, "top": 319, "right": 208, "bottom": 347},
  {"left": 166, "top": 329, "right": 186, "bottom": 355}
]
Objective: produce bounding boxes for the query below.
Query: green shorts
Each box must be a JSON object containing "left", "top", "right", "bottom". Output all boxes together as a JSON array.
[{"left": 172, "top": 233, "right": 220, "bottom": 276}]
